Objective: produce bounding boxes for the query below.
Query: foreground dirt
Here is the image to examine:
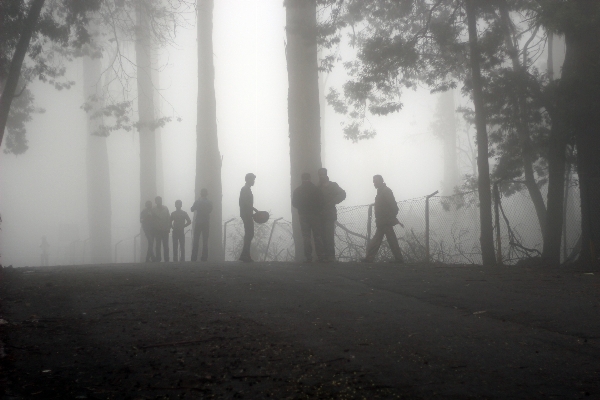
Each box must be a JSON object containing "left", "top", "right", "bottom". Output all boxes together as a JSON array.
[{"left": 1, "top": 262, "right": 599, "bottom": 399}]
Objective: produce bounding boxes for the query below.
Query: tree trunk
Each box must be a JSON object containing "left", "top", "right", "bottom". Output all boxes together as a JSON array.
[
  {"left": 437, "top": 90, "right": 459, "bottom": 196},
  {"left": 152, "top": 51, "right": 164, "bottom": 196},
  {"left": 0, "top": 0, "right": 45, "bottom": 146},
  {"left": 542, "top": 32, "right": 569, "bottom": 264},
  {"left": 196, "top": 0, "right": 223, "bottom": 261},
  {"left": 465, "top": 0, "right": 496, "bottom": 265},
  {"left": 285, "top": 0, "right": 323, "bottom": 261},
  {"left": 83, "top": 54, "right": 112, "bottom": 264},
  {"left": 135, "top": 2, "right": 157, "bottom": 260},
  {"left": 562, "top": 3, "right": 600, "bottom": 265}
]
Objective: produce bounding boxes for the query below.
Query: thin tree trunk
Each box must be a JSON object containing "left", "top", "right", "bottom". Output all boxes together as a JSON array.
[
  {"left": 196, "top": 0, "right": 223, "bottom": 260},
  {"left": 465, "top": 0, "right": 496, "bottom": 265},
  {"left": 542, "top": 31, "right": 569, "bottom": 264},
  {"left": 135, "top": 3, "right": 157, "bottom": 260},
  {"left": 0, "top": 0, "right": 45, "bottom": 146},
  {"left": 285, "top": 0, "right": 323, "bottom": 261},
  {"left": 438, "top": 90, "right": 458, "bottom": 196},
  {"left": 83, "top": 53, "right": 112, "bottom": 264}
]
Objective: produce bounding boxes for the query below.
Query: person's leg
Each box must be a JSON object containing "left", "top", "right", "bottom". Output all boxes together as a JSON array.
[
  {"left": 201, "top": 223, "right": 210, "bottom": 261},
  {"left": 145, "top": 231, "right": 154, "bottom": 262},
  {"left": 309, "top": 215, "right": 325, "bottom": 261},
  {"left": 191, "top": 226, "right": 201, "bottom": 261},
  {"left": 180, "top": 232, "right": 186, "bottom": 261},
  {"left": 364, "top": 226, "right": 385, "bottom": 261},
  {"left": 384, "top": 226, "right": 404, "bottom": 262},
  {"left": 240, "top": 217, "right": 254, "bottom": 260},
  {"left": 163, "top": 231, "right": 170, "bottom": 261},
  {"left": 172, "top": 231, "right": 179, "bottom": 262},
  {"left": 299, "top": 215, "right": 313, "bottom": 261},
  {"left": 155, "top": 231, "right": 162, "bottom": 261}
]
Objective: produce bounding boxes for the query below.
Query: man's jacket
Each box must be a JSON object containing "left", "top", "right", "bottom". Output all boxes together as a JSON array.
[
  {"left": 374, "top": 184, "right": 399, "bottom": 226},
  {"left": 292, "top": 181, "right": 323, "bottom": 215},
  {"left": 319, "top": 181, "right": 346, "bottom": 220}
]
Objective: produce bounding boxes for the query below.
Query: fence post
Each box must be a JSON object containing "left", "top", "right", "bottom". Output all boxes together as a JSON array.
[
  {"left": 425, "top": 191, "right": 438, "bottom": 263},
  {"left": 493, "top": 183, "right": 502, "bottom": 265},
  {"left": 114, "top": 240, "right": 123, "bottom": 263},
  {"left": 133, "top": 233, "right": 140, "bottom": 263},
  {"left": 264, "top": 217, "right": 283, "bottom": 262},
  {"left": 367, "top": 204, "right": 374, "bottom": 249},
  {"left": 223, "top": 218, "right": 236, "bottom": 261}
]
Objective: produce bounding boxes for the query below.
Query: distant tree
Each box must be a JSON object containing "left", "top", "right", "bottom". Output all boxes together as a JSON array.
[
  {"left": 195, "top": 0, "right": 223, "bottom": 261},
  {"left": 431, "top": 90, "right": 459, "bottom": 195}
]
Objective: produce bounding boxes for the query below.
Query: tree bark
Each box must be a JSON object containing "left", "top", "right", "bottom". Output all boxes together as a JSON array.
[
  {"left": 83, "top": 53, "right": 112, "bottom": 264},
  {"left": 196, "top": 0, "right": 223, "bottom": 260},
  {"left": 465, "top": 0, "right": 496, "bottom": 265},
  {"left": 285, "top": 0, "right": 323, "bottom": 261},
  {"left": 135, "top": 2, "right": 157, "bottom": 260},
  {"left": 0, "top": 0, "right": 45, "bottom": 146},
  {"left": 438, "top": 90, "right": 459, "bottom": 196}
]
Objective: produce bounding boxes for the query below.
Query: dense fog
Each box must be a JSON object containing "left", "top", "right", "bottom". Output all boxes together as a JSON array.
[{"left": 0, "top": 0, "right": 567, "bottom": 267}]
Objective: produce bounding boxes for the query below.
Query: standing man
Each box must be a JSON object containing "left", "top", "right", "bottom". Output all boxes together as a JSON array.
[
  {"left": 171, "top": 200, "right": 191, "bottom": 262},
  {"left": 318, "top": 168, "right": 346, "bottom": 262},
  {"left": 239, "top": 173, "right": 259, "bottom": 262},
  {"left": 292, "top": 172, "right": 325, "bottom": 262},
  {"left": 362, "top": 175, "right": 404, "bottom": 263},
  {"left": 140, "top": 200, "right": 156, "bottom": 262},
  {"left": 153, "top": 196, "right": 171, "bottom": 262},
  {"left": 191, "top": 188, "right": 213, "bottom": 262}
]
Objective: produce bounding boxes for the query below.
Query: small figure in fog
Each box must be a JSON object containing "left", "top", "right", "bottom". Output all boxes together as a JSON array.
[
  {"left": 318, "top": 168, "right": 346, "bottom": 262},
  {"left": 362, "top": 175, "right": 404, "bottom": 263},
  {"left": 171, "top": 200, "right": 191, "bottom": 262},
  {"left": 40, "top": 236, "right": 50, "bottom": 266},
  {"left": 191, "top": 188, "right": 213, "bottom": 262},
  {"left": 239, "top": 173, "right": 259, "bottom": 262},
  {"left": 292, "top": 172, "right": 325, "bottom": 262},
  {"left": 153, "top": 196, "right": 171, "bottom": 262},
  {"left": 140, "top": 200, "right": 156, "bottom": 262}
]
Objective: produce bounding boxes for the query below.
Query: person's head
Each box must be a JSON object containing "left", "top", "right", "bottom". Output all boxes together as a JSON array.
[
  {"left": 317, "top": 168, "right": 329, "bottom": 184},
  {"left": 155, "top": 196, "right": 162, "bottom": 207},
  {"left": 373, "top": 174, "right": 384, "bottom": 189},
  {"left": 245, "top": 173, "right": 256, "bottom": 186},
  {"left": 301, "top": 172, "right": 311, "bottom": 182},
  {"left": 175, "top": 200, "right": 182, "bottom": 209},
  {"left": 200, "top": 188, "right": 208, "bottom": 198},
  {"left": 145, "top": 200, "right": 152, "bottom": 209}
]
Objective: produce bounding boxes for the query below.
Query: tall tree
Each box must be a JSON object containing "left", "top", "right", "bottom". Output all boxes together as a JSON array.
[
  {"left": 432, "top": 90, "right": 459, "bottom": 195},
  {"left": 285, "top": 0, "right": 323, "bottom": 260},
  {"left": 465, "top": 0, "right": 496, "bottom": 265},
  {"left": 83, "top": 49, "right": 112, "bottom": 264},
  {"left": 196, "top": 0, "right": 223, "bottom": 260},
  {"left": 135, "top": 1, "right": 158, "bottom": 259}
]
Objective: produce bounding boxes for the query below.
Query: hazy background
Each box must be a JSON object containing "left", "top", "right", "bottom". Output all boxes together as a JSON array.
[{"left": 1, "top": 0, "right": 457, "bottom": 267}]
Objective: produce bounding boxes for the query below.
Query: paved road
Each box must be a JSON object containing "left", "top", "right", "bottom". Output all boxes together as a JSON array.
[{"left": 2, "top": 262, "right": 600, "bottom": 399}]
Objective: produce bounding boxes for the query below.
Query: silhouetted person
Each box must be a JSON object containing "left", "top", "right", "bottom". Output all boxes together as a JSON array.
[
  {"left": 153, "top": 196, "right": 171, "bottom": 262},
  {"left": 191, "top": 188, "right": 213, "bottom": 262},
  {"left": 40, "top": 236, "right": 50, "bottom": 266},
  {"left": 362, "top": 175, "right": 404, "bottom": 263},
  {"left": 140, "top": 200, "right": 156, "bottom": 262},
  {"left": 171, "top": 200, "right": 191, "bottom": 262},
  {"left": 239, "top": 173, "right": 259, "bottom": 262},
  {"left": 292, "top": 172, "right": 325, "bottom": 262},
  {"left": 318, "top": 168, "right": 346, "bottom": 262}
]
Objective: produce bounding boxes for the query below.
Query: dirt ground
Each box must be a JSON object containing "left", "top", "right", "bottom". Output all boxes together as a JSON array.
[{"left": 1, "top": 262, "right": 599, "bottom": 399}]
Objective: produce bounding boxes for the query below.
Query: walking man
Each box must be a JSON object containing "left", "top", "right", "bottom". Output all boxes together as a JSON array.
[
  {"left": 292, "top": 172, "right": 325, "bottom": 262},
  {"left": 362, "top": 175, "right": 404, "bottom": 263},
  {"left": 239, "top": 173, "right": 259, "bottom": 262},
  {"left": 318, "top": 168, "right": 346, "bottom": 262},
  {"left": 140, "top": 200, "right": 156, "bottom": 262},
  {"left": 153, "top": 196, "right": 171, "bottom": 262},
  {"left": 191, "top": 188, "right": 213, "bottom": 261},
  {"left": 171, "top": 200, "right": 191, "bottom": 261}
]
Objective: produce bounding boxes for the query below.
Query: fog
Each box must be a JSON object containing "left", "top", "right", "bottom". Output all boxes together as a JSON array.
[{"left": 1, "top": 1, "right": 465, "bottom": 267}]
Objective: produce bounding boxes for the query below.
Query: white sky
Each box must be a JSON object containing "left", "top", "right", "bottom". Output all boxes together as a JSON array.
[{"left": 0, "top": 0, "right": 457, "bottom": 267}]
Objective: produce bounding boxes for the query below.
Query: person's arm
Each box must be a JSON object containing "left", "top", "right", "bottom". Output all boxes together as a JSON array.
[
  {"left": 253, "top": 207, "right": 259, "bottom": 213},
  {"left": 184, "top": 212, "right": 192, "bottom": 228},
  {"left": 170, "top": 212, "right": 175, "bottom": 230},
  {"left": 190, "top": 201, "right": 197, "bottom": 213},
  {"left": 292, "top": 188, "right": 299, "bottom": 209},
  {"left": 333, "top": 183, "right": 347, "bottom": 204}
]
